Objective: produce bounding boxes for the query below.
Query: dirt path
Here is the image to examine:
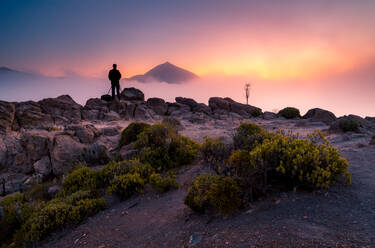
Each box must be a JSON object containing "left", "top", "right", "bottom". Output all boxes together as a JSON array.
[{"left": 42, "top": 120, "right": 375, "bottom": 247}]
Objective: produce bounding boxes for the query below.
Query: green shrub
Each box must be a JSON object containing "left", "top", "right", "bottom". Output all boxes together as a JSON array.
[
  {"left": 229, "top": 132, "right": 351, "bottom": 191},
  {"left": 162, "top": 117, "right": 182, "bottom": 130},
  {"left": 135, "top": 124, "right": 199, "bottom": 171},
  {"left": 149, "top": 173, "right": 178, "bottom": 193},
  {"left": 0, "top": 193, "right": 34, "bottom": 246},
  {"left": 20, "top": 191, "right": 106, "bottom": 242},
  {"left": 24, "top": 182, "right": 52, "bottom": 202},
  {"left": 58, "top": 167, "right": 104, "bottom": 197},
  {"left": 120, "top": 122, "right": 151, "bottom": 146},
  {"left": 107, "top": 173, "right": 145, "bottom": 199},
  {"left": 168, "top": 136, "right": 199, "bottom": 167},
  {"left": 184, "top": 174, "right": 241, "bottom": 215},
  {"left": 278, "top": 107, "right": 300, "bottom": 119},
  {"left": 101, "top": 159, "right": 154, "bottom": 184},
  {"left": 139, "top": 147, "right": 172, "bottom": 171},
  {"left": 251, "top": 108, "right": 263, "bottom": 117},
  {"left": 201, "top": 137, "right": 230, "bottom": 165},
  {"left": 339, "top": 119, "right": 359, "bottom": 132},
  {"left": 233, "top": 123, "right": 271, "bottom": 151}
]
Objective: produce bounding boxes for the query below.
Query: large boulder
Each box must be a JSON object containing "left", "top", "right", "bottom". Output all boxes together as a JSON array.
[
  {"left": 49, "top": 135, "right": 85, "bottom": 175},
  {"left": 33, "top": 156, "right": 52, "bottom": 177},
  {"left": 14, "top": 101, "right": 53, "bottom": 129},
  {"left": 82, "top": 98, "right": 109, "bottom": 120},
  {"left": 329, "top": 115, "right": 375, "bottom": 133},
  {"left": 166, "top": 102, "right": 190, "bottom": 116},
  {"left": 209, "top": 97, "right": 231, "bottom": 112},
  {"left": 263, "top": 111, "right": 277, "bottom": 120},
  {"left": 365, "top": 116, "right": 375, "bottom": 123},
  {"left": 66, "top": 124, "right": 100, "bottom": 144},
  {"left": 303, "top": 108, "right": 336, "bottom": 125},
  {"left": 81, "top": 143, "right": 110, "bottom": 165},
  {"left": 109, "top": 100, "right": 129, "bottom": 119},
  {"left": 175, "top": 97, "right": 198, "bottom": 110},
  {"left": 147, "top": 97, "right": 167, "bottom": 115},
  {"left": 134, "top": 104, "right": 154, "bottom": 120},
  {"left": 0, "top": 100, "right": 15, "bottom": 134},
  {"left": 175, "top": 97, "right": 211, "bottom": 114},
  {"left": 20, "top": 132, "right": 52, "bottom": 164},
  {"left": 39, "top": 95, "right": 82, "bottom": 124},
  {"left": 121, "top": 87, "right": 145, "bottom": 101},
  {"left": 209, "top": 97, "right": 262, "bottom": 117}
]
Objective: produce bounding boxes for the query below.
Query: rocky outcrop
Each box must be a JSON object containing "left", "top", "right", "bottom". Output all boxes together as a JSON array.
[
  {"left": 303, "top": 108, "right": 336, "bottom": 125},
  {"left": 263, "top": 111, "right": 277, "bottom": 120},
  {"left": 82, "top": 98, "right": 109, "bottom": 120},
  {"left": 66, "top": 124, "right": 100, "bottom": 144},
  {"left": 14, "top": 101, "right": 53, "bottom": 129},
  {"left": 49, "top": 134, "right": 85, "bottom": 175},
  {"left": 329, "top": 115, "right": 375, "bottom": 133},
  {"left": 365, "top": 117, "right": 375, "bottom": 123},
  {"left": 33, "top": 156, "right": 52, "bottom": 177},
  {"left": 39, "top": 95, "right": 82, "bottom": 124},
  {"left": 109, "top": 100, "right": 129, "bottom": 119},
  {"left": 209, "top": 97, "right": 262, "bottom": 117},
  {"left": 175, "top": 97, "right": 211, "bottom": 114},
  {"left": 147, "top": 98, "right": 167, "bottom": 115},
  {"left": 166, "top": 102, "right": 190, "bottom": 116},
  {"left": 0, "top": 100, "right": 15, "bottom": 134},
  {"left": 121, "top": 87, "right": 145, "bottom": 101}
]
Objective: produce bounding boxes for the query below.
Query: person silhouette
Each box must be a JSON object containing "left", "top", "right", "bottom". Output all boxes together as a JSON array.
[{"left": 108, "top": 64, "right": 122, "bottom": 100}]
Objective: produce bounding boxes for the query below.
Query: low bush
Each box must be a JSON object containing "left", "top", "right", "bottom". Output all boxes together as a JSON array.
[
  {"left": 201, "top": 137, "right": 230, "bottom": 165},
  {"left": 107, "top": 173, "right": 145, "bottom": 199},
  {"left": 101, "top": 159, "right": 154, "bottom": 184},
  {"left": 162, "top": 117, "right": 182, "bottom": 130},
  {"left": 58, "top": 167, "right": 104, "bottom": 197},
  {"left": 20, "top": 190, "right": 106, "bottom": 242},
  {"left": 233, "top": 123, "right": 271, "bottom": 151},
  {"left": 339, "top": 119, "right": 359, "bottom": 132},
  {"left": 24, "top": 182, "right": 52, "bottom": 202},
  {"left": 0, "top": 193, "right": 34, "bottom": 246},
  {"left": 278, "top": 107, "right": 300, "bottom": 119},
  {"left": 149, "top": 173, "right": 178, "bottom": 193},
  {"left": 134, "top": 124, "right": 199, "bottom": 171},
  {"left": 251, "top": 108, "right": 263, "bottom": 117},
  {"left": 229, "top": 132, "right": 351, "bottom": 192},
  {"left": 120, "top": 122, "right": 151, "bottom": 146},
  {"left": 184, "top": 174, "right": 241, "bottom": 215}
]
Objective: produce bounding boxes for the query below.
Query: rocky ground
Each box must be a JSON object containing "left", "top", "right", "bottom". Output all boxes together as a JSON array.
[{"left": 1, "top": 88, "right": 375, "bottom": 247}]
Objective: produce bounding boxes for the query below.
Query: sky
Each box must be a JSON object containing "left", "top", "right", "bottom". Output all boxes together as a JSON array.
[{"left": 1, "top": 0, "right": 375, "bottom": 117}]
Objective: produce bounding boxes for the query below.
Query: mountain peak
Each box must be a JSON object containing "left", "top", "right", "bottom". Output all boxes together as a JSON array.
[
  {"left": 0, "top": 66, "right": 13, "bottom": 72},
  {"left": 128, "top": 62, "right": 198, "bottom": 84}
]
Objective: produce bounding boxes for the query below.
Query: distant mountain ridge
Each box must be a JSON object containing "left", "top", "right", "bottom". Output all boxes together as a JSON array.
[{"left": 127, "top": 62, "right": 198, "bottom": 84}]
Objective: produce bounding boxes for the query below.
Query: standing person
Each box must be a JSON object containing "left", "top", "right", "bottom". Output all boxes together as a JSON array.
[{"left": 108, "top": 64, "right": 122, "bottom": 100}]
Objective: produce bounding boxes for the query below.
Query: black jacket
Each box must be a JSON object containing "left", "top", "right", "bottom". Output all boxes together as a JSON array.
[{"left": 108, "top": 69, "right": 122, "bottom": 82}]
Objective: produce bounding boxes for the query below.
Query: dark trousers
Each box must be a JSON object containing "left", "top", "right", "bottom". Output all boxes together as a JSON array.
[{"left": 111, "top": 81, "right": 120, "bottom": 99}]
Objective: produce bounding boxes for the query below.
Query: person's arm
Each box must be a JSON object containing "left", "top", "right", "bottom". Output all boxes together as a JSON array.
[
  {"left": 108, "top": 71, "right": 112, "bottom": 80},
  {"left": 118, "top": 71, "right": 122, "bottom": 80}
]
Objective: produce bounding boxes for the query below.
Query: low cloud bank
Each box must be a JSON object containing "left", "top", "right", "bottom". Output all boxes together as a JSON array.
[{"left": 0, "top": 74, "right": 374, "bottom": 117}]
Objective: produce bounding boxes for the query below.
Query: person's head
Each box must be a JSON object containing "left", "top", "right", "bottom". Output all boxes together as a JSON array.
[{"left": 113, "top": 64, "right": 117, "bottom": 69}]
